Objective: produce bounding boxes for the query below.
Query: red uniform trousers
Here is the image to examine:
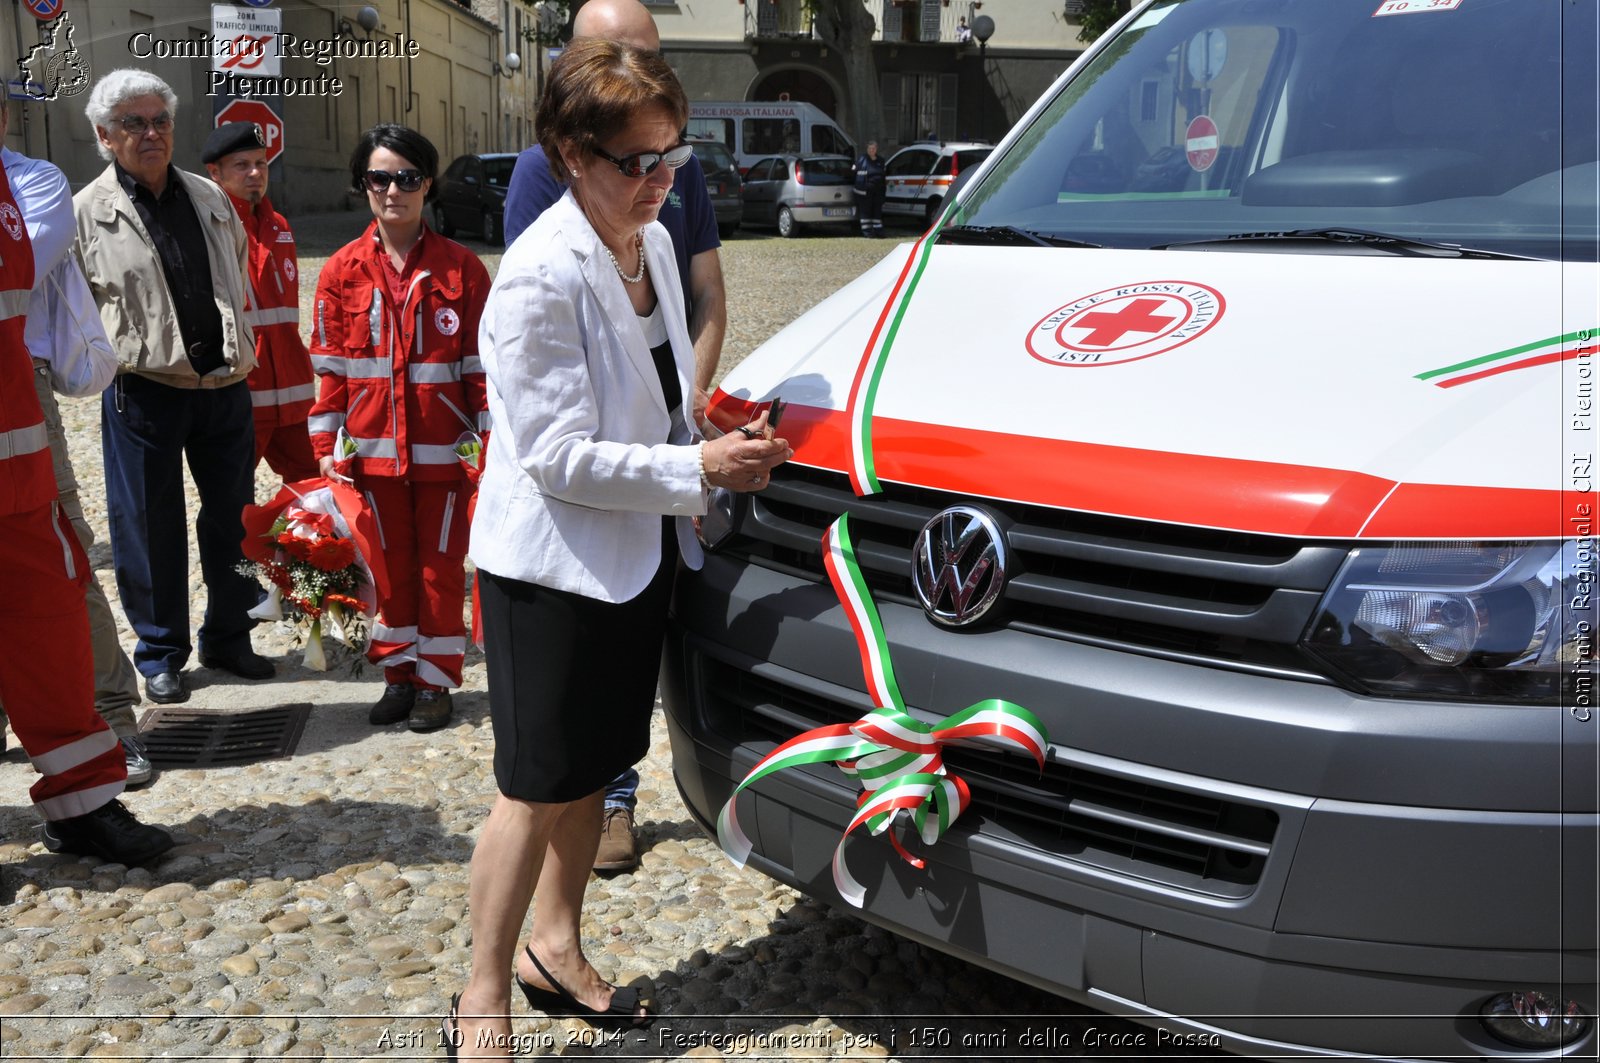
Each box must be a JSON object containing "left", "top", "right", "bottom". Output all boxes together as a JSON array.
[
  {"left": 0, "top": 502, "right": 127, "bottom": 819},
  {"left": 361, "top": 477, "right": 471, "bottom": 691},
  {"left": 253, "top": 421, "right": 319, "bottom": 483}
]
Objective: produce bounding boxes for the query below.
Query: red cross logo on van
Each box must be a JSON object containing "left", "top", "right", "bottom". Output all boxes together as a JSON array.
[{"left": 1027, "top": 281, "right": 1226, "bottom": 367}]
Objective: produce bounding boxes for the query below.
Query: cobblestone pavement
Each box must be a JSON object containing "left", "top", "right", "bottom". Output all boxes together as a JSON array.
[{"left": 0, "top": 214, "right": 1202, "bottom": 1061}]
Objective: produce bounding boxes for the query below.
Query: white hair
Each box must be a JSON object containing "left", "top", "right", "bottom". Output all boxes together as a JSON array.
[{"left": 85, "top": 68, "right": 178, "bottom": 160}]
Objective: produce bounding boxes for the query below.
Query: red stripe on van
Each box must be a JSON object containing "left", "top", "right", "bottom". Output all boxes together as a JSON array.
[{"left": 706, "top": 396, "right": 1567, "bottom": 538}]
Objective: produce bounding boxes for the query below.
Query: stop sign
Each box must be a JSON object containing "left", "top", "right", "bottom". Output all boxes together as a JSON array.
[{"left": 215, "top": 100, "right": 283, "bottom": 166}]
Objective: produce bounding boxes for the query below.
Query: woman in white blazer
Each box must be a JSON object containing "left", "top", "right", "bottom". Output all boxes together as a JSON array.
[{"left": 450, "top": 40, "right": 790, "bottom": 1054}]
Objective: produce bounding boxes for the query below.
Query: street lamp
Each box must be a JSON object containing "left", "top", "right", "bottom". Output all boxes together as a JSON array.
[
  {"left": 338, "top": 5, "right": 381, "bottom": 37},
  {"left": 972, "top": 14, "right": 995, "bottom": 141}
]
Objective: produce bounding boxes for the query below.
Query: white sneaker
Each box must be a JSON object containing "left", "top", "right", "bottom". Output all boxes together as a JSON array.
[{"left": 121, "top": 735, "right": 154, "bottom": 787}]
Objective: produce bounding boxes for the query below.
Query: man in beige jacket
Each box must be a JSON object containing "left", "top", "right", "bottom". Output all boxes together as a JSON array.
[{"left": 74, "top": 69, "right": 271, "bottom": 707}]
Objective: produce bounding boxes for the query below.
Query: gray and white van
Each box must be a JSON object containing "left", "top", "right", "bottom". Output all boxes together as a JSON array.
[
  {"left": 665, "top": 0, "right": 1599, "bottom": 1058},
  {"left": 687, "top": 100, "right": 855, "bottom": 174}
]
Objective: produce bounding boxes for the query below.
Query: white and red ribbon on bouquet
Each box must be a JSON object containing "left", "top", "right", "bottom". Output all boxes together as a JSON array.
[
  {"left": 717, "top": 513, "right": 1048, "bottom": 907},
  {"left": 240, "top": 478, "right": 391, "bottom": 668}
]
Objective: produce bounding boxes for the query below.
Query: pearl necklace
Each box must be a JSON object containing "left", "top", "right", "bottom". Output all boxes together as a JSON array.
[{"left": 604, "top": 232, "right": 646, "bottom": 284}]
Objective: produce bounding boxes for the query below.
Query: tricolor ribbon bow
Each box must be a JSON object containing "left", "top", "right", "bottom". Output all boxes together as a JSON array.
[{"left": 717, "top": 514, "right": 1048, "bottom": 907}]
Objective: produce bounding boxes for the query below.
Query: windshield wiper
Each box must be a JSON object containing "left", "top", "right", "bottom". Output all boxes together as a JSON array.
[
  {"left": 1161, "top": 227, "right": 1531, "bottom": 260},
  {"left": 937, "top": 225, "right": 1102, "bottom": 249}
]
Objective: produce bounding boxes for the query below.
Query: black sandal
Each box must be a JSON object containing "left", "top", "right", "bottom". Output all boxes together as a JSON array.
[
  {"left": 441, "top": 992, "right": 461, "bottom": 1061},
  {"left": 514, "top": 945, "right": 653, "bottom": 1028}
]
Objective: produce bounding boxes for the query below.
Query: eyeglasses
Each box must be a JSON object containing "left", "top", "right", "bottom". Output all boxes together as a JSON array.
[
  {"left": 364, "top": 169, "right": 427, "bottom": 193},
  {"left": 115, "top": 113, "right": 173, "bottom": 136},
  {"left": 591, "top": 142, "right": 694, "bottom": 179}
]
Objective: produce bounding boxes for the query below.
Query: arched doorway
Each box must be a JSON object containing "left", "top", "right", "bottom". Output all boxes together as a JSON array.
[{"left": 750, "top": 68, "right": 839, "bottom": 117}]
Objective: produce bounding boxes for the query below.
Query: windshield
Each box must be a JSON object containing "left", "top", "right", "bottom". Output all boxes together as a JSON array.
[
  {"left": 800, "top": 158, "right": 855, "bottom": 185},
  {"left": 692, "top": 142, "right": 738, "bottom": 177},
  {"left": 483, "top": 158, "right": 517, "bottom": 187},
  {"left": 956, "top": 0, "right": 1597, "bottom": 261}
]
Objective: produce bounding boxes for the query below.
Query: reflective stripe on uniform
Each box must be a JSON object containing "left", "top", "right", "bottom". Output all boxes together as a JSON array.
[
  {"left": 0, "top": 421, "right": 49, "bottom": 461},
  {"left": 50, "top": 500, "right": 77, "bottom": 581},
  {"left": 438, "top": 491, "right": 456, "bottom": 554},
  {"left": 411, "top": 443, "right": 458, "bottom": 464},
  {"left": 245, "top": 305, "right": 300, "bottom": 328},
  {"left": 370, "top": 621, "right": 418, "bottom": 646},
  {"left": 461, "top": 356, "right": 484, "bottom": 375},
  {"left": 310, "top": 355, "right": 393, "bottom": 379},
  {"left": 418, "top": 634, "right": 466, "bottom": 657},
  {"left": 250, "top": 382, "right": 318, "bottom": 407},
  {"left": 350, "top": 436, "right": 399, "bottom": 459},
  {"left": 408, "top": 362, "right": 461, "bottom": 384},
  {"left": 344, "top": 359, "right": 393, "bottom": 380},
  {"left": 27, "top": 727, "right": 118, "bottom": 777},
  {"left": 0, "top": 288, "right": 29, "bottom": 319},
  {"left": 35, "top": 781, "right": 126, "bottom": 823},
  {"left": 477, "top": 410, "right": 493, "bottom": 432},
  {"left": 307, "top": 412, "right": 344, "bottom": 435},
  {"left": 415, "top": 658, "right": 458, "bottom": 690}
]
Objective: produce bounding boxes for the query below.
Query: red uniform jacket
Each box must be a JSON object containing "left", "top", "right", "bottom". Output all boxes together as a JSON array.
[
  {"left": 0, "top": 158, "right": 53, "bottom": 517},
  {"left": 231, "top": 192, "right": 315, "bottom": 430},
  {"left": 307, "top": 224, "right": 490, "bottom": 482}
]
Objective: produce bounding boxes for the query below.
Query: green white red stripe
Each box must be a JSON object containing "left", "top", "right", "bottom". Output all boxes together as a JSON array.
[
  {"left": 843, "top": 224, "right": 949, "bottom": 496},
  {"left": 822, "top": 515, "right": 902, "bottom": 708},
  {"left": 717, "top": 515, "right": 1049, "bottom": 907},
  {"left": 1416, "top": 328, "right": 1597, "bottom": 388}
]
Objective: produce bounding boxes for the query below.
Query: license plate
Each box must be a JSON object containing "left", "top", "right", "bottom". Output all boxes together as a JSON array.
[{"left": 823, "top": 207, "right": 852, "bottom": 218}]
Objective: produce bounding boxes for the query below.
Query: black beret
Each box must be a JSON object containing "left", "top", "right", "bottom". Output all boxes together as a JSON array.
[{"left": 202, "top": 121, "right": 267, "bottom": 164}]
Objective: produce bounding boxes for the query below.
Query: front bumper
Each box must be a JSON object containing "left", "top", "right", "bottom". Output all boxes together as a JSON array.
[{"left": 663, "top": 554, "right": 1599, "bottom": 1061}]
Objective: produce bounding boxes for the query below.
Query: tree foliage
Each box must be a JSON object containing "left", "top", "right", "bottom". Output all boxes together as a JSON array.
[{"left": 1077, "top": 0, "right": 1133, "bottom": 45}]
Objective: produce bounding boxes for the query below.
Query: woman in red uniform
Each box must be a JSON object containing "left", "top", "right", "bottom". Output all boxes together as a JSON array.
[{"left": 308, "top": 124, "right": 490, "bottom": 733}]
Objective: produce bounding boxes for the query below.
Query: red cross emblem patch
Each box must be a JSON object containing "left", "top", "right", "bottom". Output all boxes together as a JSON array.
[{"left": 1027, "top": 281, "right": 1225, "bottom": 366}]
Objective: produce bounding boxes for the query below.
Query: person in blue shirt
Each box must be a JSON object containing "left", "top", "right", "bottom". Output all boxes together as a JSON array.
[{"left": 501, "top": 0, "right": 727, "bottom": 874}]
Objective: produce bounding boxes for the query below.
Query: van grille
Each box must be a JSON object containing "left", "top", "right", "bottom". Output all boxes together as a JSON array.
[
  {"left": 727, "top": 465, "right": 1348, "bottom": 675},
  {"left": 699, "top": 657, "right": 1278, "bottom": 897}
]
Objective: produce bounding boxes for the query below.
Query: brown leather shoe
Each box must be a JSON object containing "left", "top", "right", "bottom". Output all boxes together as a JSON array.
[
  {"left": 594, "top": 806, "right": 638, "bottom": 871},
  {"left": 408, "top": 689, "right": 453, "bottom": 732}
]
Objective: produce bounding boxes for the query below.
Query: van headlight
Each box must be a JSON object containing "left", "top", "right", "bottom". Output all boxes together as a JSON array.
[{"left": 1301, "top": 541, "right": 1593, "bottom": 702}]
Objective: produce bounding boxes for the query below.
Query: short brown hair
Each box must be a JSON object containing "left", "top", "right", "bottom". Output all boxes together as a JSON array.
[{"left": 535, "top": 38, "right": 687, "bottom": 183}]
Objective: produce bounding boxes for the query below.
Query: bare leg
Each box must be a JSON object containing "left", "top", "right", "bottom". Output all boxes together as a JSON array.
[
  {"left": 514, "top": 790, "right": 647, "bottom": 1019},
  {"left": 455, "top": 792, "right": 568, "bottom": 1060}
]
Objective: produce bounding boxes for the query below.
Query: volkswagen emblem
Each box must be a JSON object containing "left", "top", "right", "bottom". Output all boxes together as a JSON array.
[{"left": 912, "top": 506, "right": 1008, "bottom": 628}]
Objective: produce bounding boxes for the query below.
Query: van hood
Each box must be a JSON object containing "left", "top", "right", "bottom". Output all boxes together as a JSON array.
[{"left": 712, "top": 244, "right": 1595, "bottom": 539}]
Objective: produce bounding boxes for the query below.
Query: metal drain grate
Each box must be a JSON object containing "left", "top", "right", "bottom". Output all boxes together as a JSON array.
[{"left": 136, "top": 704, "right": 312, "bottom": 767}]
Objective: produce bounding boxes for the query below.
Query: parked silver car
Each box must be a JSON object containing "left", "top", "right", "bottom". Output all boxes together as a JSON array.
[{"left": 739, "top": 154, "right": 856, "bottom": 237}]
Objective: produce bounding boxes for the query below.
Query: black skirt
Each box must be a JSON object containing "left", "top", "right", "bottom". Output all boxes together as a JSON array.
[{"left": 478, "top": 520, "right": 677, "bottom": 803}]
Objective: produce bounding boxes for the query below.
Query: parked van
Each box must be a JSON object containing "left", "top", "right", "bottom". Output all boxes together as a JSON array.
[
  {"left": 687, "top": 101, "right": 855, "bottom": 174},
  {"left": 666, "top": 1, "right": 1598, "bottom": 1060}
]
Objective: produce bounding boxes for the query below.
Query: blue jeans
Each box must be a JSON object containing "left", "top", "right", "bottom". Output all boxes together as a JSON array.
[
  {"left": 604, "top": 768, "right": 638, "bottom": 811},
  {"left": 102, "top": 375, "right": 259, "bottom": 676}
]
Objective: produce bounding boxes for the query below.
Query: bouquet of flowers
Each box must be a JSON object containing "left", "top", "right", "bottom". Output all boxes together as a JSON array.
[{"left": 239, "top": 479, "right": 389, "bottom": 671}]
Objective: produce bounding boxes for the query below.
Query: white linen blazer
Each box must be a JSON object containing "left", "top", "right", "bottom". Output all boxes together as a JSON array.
[{"left": 469, "top": 190, "right": 706, "bottom": 602}]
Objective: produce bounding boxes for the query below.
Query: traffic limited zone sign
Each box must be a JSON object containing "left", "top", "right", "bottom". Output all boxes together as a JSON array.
[{"left": 215, "top": 99, "right": 283, "bottom": 165}]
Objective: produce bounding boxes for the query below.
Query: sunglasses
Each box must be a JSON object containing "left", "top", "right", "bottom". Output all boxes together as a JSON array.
[
  {"left": 115, "top": 113, "right": 173, "bottom": 136},
  {"left": 591, "top": 142, "right": 694, "bottom": 179},
  {"left": 364, "top": 169, "right": 427, "bottom": 193}
]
